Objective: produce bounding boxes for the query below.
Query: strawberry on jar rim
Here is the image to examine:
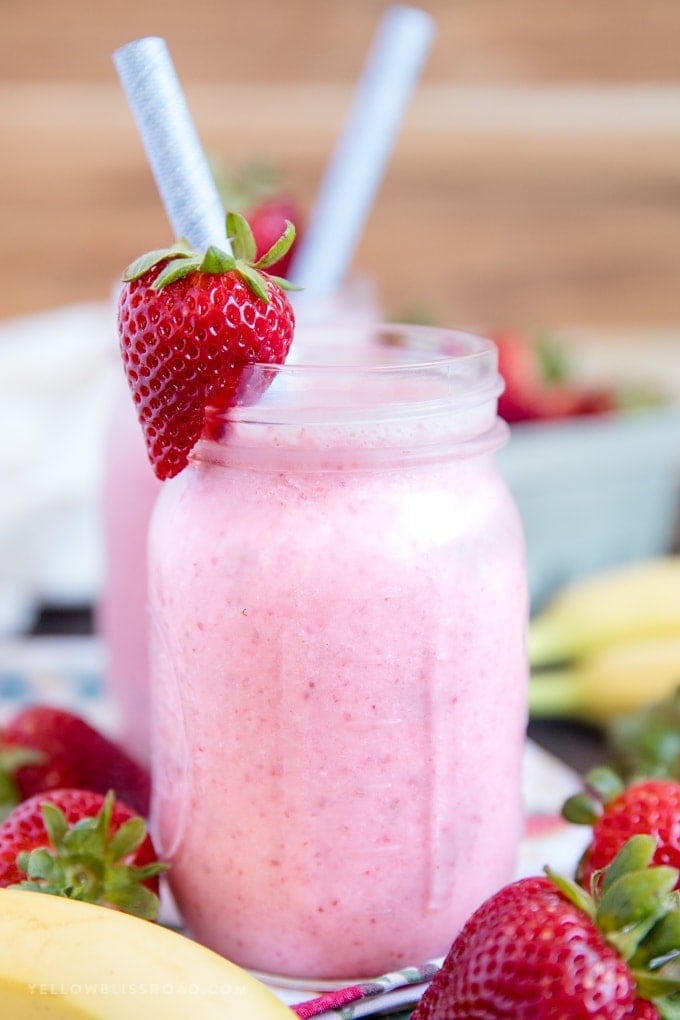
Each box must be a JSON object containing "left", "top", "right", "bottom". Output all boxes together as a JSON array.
[
  {"left": 412, "top": 834, "right": 679, "bottom": 1019},
  {"left": 0, "top": 788, "right": 165, "bottom": 920},
  {"left": 117, "top": 211, "right": 296, "bottom": 481}
]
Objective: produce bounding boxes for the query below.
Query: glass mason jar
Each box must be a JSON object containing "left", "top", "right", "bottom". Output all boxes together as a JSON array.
[{"left": 148, "top": 324, "right": 528, "bottom": 983}]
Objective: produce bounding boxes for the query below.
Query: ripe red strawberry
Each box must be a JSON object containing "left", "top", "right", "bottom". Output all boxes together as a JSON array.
[
  {"left": 0, "top": 788, "right": 165, "bottom": 919},
  {"left": 0, "top": 705, "right": 150, "bottom": 818},
  {"left": 117, "top": 211, "right": 296, "bottom": 480},
  {"left": 563, "top": 768, "right": 680, "bottom": 891},
  {"left": 246, "top": 195, "right": 302, "bottom": 277},
  {"left": 412, "top": 835, "right": 678, "bottom": 1019},
  {"left": 491, "top": 328, "right": 619, "bottom": 425}
]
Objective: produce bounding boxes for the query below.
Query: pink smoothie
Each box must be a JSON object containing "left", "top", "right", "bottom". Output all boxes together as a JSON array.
[{"left": 148, "top": 330, "right": 528, "bottom": 980}]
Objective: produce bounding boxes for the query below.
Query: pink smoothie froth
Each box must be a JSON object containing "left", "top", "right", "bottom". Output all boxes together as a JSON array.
[{"left": 149, "top": 390, "right": 527, "bottom": 979}]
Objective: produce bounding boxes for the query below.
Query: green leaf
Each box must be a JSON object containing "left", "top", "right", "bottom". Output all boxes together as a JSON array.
[
  {"left": 654, "top": 997, "right": 680, "bottom": 1020},
  {"left": 63, "top": 820, "right": 104, "bottom": 858},
  {"left": 632, "top": 910, "right": 680, "bottom": 970},
  {"left": 562, "top": 792, "right": 602, "bottom": 825},
  {"left": 108, "top": 817, "right": 146, "bottom": 861},
  {"left": 597, "top": 869, "right": 679, "bottom": 934},
  {"left": 607, "top": 912, "right": 670, "bottom": 961},
  {"left": 122, "top": 239, "right": 195, "bottom": 281},
  {"left": 226, "top": 211, "right": 257, "bottom": 263},
  {"left": 635, "top": 964, "right": 680, "bottom": 1007},
  {"left": 19, "top": 848, "right": 55, "bottom": 881},
  {"left": 131, "top": 860, "right": 169, "bottom": 882},
  {"left": 105, "top": 877, "right": 160, "bottom": 921},
  {"left": 152, "top": 256, "right": 202, "bottom": 289},
  {"left": 236, "top": 263, "right": 269, "bottom": 302},
  {"left": 253, "top": 220, "right": 296, "bottom": 270},
  {"left": 199, "top": 245, "right": 236, "bottom": 275},
  {"left": 267, "top": 273, "right": 303, "bottom": 292},
  {"left": 602, "top": 835, "right": 658, "bottom": 893},
  {"left": 41, "top": 802, "right": 69, "bottom": 849},
  {"left": 545, "top": 867, "right": 595, "bottom": 918}
]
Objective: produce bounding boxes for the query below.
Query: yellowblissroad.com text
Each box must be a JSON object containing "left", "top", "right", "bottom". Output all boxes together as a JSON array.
[{"left": 28, "top": 982, "right": 248, "bottom": 997}]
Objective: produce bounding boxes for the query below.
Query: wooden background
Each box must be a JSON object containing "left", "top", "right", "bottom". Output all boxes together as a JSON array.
[{"left": 1, "top": 0, "right": 679, "bottom": 334}]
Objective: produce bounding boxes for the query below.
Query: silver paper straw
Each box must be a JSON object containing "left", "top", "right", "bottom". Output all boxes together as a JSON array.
[
  {"left": 113, "top": 36, "right": 229, "bottom": 252},
  {"left": 289, "top": 5, "right": 435, "bottom": 297}
]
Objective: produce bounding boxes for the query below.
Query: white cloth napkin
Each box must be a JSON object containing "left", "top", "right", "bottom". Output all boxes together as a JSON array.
[{"left": 0, "top": 301, "right": 118, "bottom": 633}]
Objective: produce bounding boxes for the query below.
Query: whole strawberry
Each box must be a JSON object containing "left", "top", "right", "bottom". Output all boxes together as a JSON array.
[
  {"left": 118, "top": 211, "right": 296, "bottom": 480},
  {"left": 563, "top": 767, "right": 680, "bottom": 890},
  {"left": 0, "top": 705, "right": 150, "bottom": 818},
  {"left": 412, "top": 835, "right": 679, "bottom": 1019},
  {"left": 0, "top": 788, "right": 165, "bottom": 919}
]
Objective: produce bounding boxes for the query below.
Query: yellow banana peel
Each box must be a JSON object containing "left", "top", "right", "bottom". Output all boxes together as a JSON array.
[
  {"left": 0, "top": 888, "right": 295, "bottom": 1019},
  {"left": 529, "top": 634, "right": 680, "bottom": 725},
  {"left": 529, "top": 556, "right": 680, "bottom": 668}
]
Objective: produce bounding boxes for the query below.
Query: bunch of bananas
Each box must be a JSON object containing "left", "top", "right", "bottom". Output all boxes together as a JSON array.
[{"left": 528, "top": 556, "right": 680, "bottom": 726}]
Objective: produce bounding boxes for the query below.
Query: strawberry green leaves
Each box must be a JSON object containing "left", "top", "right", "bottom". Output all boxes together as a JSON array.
[
  {"left": 546, "top": 834, "right": 680, "bottom": 1016},
  {"left": 121, "top": 211, "right": 298, "bottom": 302},
  {"left": 11, "top": 791, "right": 167, "bottom": 921},
  {"left": 121, "top": 239, "right": 196, "bottom": 282}
]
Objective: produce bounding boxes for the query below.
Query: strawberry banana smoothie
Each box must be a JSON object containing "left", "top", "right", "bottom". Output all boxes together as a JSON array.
[{"left": 148, "top": 325, "right": 528, "bottom": 981}]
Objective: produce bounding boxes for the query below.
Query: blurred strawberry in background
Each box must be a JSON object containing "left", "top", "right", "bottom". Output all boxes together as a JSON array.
[
  {"left": 211, "top": 156, "right": 304, "bottom": 277},
  {"left": 491, "top": 329, "right": 641, "bottom": 425}
]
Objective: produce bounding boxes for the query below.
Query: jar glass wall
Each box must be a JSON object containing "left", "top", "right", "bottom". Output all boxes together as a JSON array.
[{"left": 148, "top": 324, "right": 528, "bottom": 982}]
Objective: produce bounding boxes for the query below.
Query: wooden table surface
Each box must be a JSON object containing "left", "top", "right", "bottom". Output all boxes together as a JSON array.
[{"left": 1, "top": 0, "right": 679, "bottom": 334}]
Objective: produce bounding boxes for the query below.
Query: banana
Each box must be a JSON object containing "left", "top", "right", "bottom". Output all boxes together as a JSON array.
[
  {"left": 0, "top": 888, "right": 295, "bottom": 1019},
  {"left": 529, "top": 634, "right": 680, "bottom": 725},
  {"left": 529, "top": 556, "right": 680, "bottom": 668}
]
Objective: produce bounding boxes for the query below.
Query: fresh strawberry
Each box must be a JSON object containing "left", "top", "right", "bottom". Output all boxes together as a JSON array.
[
  {"left": 563, "top": 767, "right": 680, "bottom": 890},
  {"left": 0, "top": 705, "right": 150, "bottom": 818},
  {"left": 491, "top": 328, "right": 619, "bottom": 425},
  {"left": 246, "top": 195, "right": 302, "bottom": 277},
  {"left": 0, "top": 789, "right": 165, "bottom": 919},
  {"left": 117, "top": 211, "right": 296, "bottom": 480},
  {"left": 412, "top": 834, "right": 679, "bottom": 1019}
]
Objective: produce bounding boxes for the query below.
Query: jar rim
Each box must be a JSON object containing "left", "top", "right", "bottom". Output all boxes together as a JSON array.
[{"left": 213, "top": 324, "right": 503, "bottom": 428}]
